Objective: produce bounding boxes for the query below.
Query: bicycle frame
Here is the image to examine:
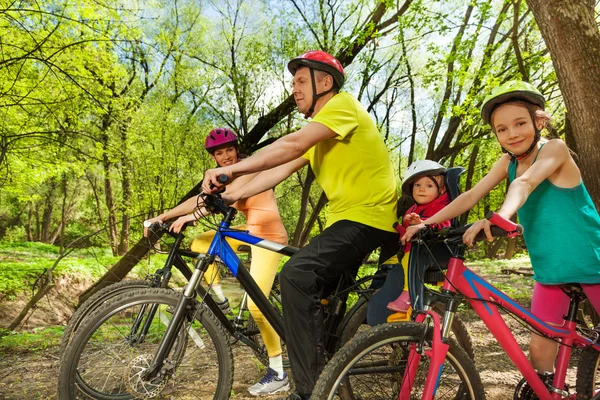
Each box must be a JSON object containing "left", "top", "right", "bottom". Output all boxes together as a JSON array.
[
  {"left": 404, "top": 247, "right": 600, "bottom": 399},
  {"left": 143, "top": 204, "right": 298, "bottom": 379}
]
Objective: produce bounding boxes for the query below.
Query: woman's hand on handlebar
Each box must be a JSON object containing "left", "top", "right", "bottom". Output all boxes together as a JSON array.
[
  {"left": 401, "top": 223, "right": 426, "bottom": 245},
  {"left": 143, "top": 216, "right": 164, "bottom": 237},
  {"left": 462, "top": 219, "right": 493, "bottom": 246},
  {"left": 170, "top": 215, "right": 196, "bottom": 233},
  {"left": 202, "top": 167, "right": 232, "bottom": 193}
]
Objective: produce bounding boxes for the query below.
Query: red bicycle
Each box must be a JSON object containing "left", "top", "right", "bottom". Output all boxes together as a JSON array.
[{"left": 312, "top": 212, "right": 600, "bottom": 399}]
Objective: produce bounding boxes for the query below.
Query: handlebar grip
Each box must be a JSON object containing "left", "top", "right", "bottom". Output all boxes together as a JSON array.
[
  {"left": 217, "top": 174, "right": 229, "bottom": 184},
  {"left": 486, "top": 211, "right": 523, "bottom": 237}
]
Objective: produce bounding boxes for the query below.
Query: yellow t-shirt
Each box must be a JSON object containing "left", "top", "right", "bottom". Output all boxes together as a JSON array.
[{"left": 304, "top": 92, "right": 397, "bottom": 232}]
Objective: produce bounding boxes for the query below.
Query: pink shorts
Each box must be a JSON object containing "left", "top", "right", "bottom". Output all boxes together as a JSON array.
[{"left": 531, "top": 282, "right": 600, "bottom": 324}]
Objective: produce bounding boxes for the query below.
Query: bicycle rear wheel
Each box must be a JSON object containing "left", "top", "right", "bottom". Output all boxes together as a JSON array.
[
  {"left": 312, "top": 322, "right": 484, "bottom": 400},
  {"left": 58, "top": 288, "right": 233, "bottom": 399},
  {"left": 576, "top": 346, "right": 600, "bottom": 400}
]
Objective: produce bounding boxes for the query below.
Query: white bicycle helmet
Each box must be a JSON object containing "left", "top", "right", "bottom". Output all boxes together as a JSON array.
[{"left": 401, "top": 160, "right": 446, "bottom": 196}]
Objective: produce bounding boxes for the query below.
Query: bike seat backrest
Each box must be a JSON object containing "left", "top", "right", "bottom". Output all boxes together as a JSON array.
[{"left": 445, "top": 166, "right": 466, "bottom": 228}]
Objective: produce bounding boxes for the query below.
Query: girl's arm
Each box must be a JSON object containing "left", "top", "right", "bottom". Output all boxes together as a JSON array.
[
  {"left": 497, "top": 139, "right": 571, "bottom": 219},
  {"left": 427, "top": 156, "right": 510, "bottom": 225},
  {"left": 401, "top": 156, "right": 510, "bottom": 243}
]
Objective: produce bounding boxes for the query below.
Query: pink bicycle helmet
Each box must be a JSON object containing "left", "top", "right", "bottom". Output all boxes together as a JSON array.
[{"left": 205, "top": 128, "right": 238, "bottom": 153}]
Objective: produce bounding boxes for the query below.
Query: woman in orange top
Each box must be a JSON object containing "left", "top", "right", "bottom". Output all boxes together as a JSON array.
[{"left": 144, "top": 128, "right": 289, "bottom": 396}]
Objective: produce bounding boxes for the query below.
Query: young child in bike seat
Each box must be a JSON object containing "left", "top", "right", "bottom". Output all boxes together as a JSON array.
[
  {"left": 387, "top": 160, "right": 452, "bottom": 315},
  {"left": 144, "top": 127, "right": 290, "bottom": 397},
  {"left": 366, "top": 160, "right": 452, "bottom": 326},
  {"left": 402, "top": 81, "right": 600, "bottom": 386}
]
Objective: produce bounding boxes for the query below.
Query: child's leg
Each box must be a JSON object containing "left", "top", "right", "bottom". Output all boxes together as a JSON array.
[
  {"left": 387, "top": 252, "right": 411, "bottom": 312},
  {"left": 530, "top": 282, "right": 569, "bottom": 373},
  {"left": 582, "top": 284, "right": 600, "bottom": 315}
]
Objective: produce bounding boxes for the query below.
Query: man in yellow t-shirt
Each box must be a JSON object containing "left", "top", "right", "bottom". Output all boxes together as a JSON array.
[{"left": 203, "top": 50, "right": 398, "bottom": 400}]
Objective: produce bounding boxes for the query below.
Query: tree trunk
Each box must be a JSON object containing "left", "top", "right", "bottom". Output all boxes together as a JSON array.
[
  {"left": 291, "top": 168, "right": 316, "bottom": 247},
  {"left": 118, "top": 125, "right": 131, "bottom": 255},
  {"left": 526, "top": 0, "right": 600, "bottom": 208},
  {"left": 299, "top": 191, "right": 328, "bottom": 247},
  {"left": 26, "top": 202, "right": 33, "bottom": 241},
  {"left": 41, "top": 180, "right": 57, "bottom": 243}
]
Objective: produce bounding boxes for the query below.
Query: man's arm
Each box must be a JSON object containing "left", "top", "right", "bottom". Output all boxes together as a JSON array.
[
  {"left": 203, "top": 122, "right": 335, "bottom": 192},
  {"left": 223, "top": 157, "right": 309, "bottom": 203}
]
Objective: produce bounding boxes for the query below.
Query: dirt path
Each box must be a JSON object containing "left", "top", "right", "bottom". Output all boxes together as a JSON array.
[
  {"left": 0, "top": 262, "right": 587, "bottom": 399},
  {"left": 0, "top": 307, "right": 560, "bottom": 400}
]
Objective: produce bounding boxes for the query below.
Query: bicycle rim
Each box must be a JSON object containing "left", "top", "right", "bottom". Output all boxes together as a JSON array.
[
  {"left": 315, "top": 323, "right": 483, "bottom": 400},
  {"left": 60, "top": 288, "right": 232, "bottom": 399}
]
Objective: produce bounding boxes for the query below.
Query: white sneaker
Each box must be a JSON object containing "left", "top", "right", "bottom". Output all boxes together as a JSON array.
[{"left": 248, "top": 368, "right": 290, "bottom": 396}]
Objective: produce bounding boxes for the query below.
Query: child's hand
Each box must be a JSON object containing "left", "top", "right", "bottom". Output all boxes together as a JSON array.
[{"left": 408, "top": 213, "right": 422, "bottom": 225}]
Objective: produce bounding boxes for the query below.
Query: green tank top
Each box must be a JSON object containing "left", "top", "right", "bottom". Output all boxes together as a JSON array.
[{"left": 508, "top": 145, "right": 600, "bottom": 284}]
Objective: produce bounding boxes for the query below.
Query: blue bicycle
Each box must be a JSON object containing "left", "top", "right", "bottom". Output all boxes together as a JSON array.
[{"left": 57, "top": 192, "right": 396, "bottom": 399}]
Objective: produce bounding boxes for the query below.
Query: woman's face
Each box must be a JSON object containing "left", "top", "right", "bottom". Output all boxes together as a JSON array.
[
  {"left": 212, "top": 145, "right": 239, "bottom": 167},
  {"left": 412, "top": 176, "right": 440, "bottom": 205},
  {"left": 491, "top": 103, "right": 539, "bottom": 155}
]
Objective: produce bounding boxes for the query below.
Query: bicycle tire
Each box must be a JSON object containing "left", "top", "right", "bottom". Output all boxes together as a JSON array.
[
  {"left": 312, "top": 322, "right": 484, "bottom": 400},
  {"left": 576, "top": 346, "right": 600, "bottom": 400},
  {"left": 59, "top": 280, "right": 150, "bottom": 359},
  {"left": 58, "top": 288, "right": 233, "bottom": 400},
  {"left": 336, "top": 299, "right": 475, "bottom": 360}
]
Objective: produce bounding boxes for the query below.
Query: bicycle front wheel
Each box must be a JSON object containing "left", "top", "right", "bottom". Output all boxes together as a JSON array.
[
  {"left": 312, "top": 322, "right": 484, "bottom": 400},
  {"left": 60, "top": 279, "right": 151, "bottom": 359},
  {"left": 58, "top": 288, "right": 233, "bottom": 399}
]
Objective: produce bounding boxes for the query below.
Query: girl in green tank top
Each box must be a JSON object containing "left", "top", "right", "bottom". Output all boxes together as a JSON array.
[{"left": 401, "top": 81, "right": 600, "bottom": 382}]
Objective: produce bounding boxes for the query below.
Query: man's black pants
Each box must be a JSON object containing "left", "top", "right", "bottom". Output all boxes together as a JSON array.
[{"left": 279, "top": 219, "right": 398, "bottom": 396}]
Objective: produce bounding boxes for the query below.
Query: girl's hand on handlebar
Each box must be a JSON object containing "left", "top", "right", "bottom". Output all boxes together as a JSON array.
[
  {"left": 202, "top": 167, "right": 232, "bottom": 193},
  {"left": 462, "top": 219, "right": 493, "bottom": 246},
  {"left": 170, "top": 215, "right": 196, "bottom": 233},
  {"left": 143, "top": 216, "right": 164, "bottom": 237},
  {"left": 401, "top": 223, "right": 426, "bottom": 244}
]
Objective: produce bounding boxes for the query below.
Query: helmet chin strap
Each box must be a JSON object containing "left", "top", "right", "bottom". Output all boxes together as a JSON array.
[
  {"left": 502, "top": 108, "right": 541, "bottom": 162},
  {"left": 304, "top": 68, "right": 335, "bottom": 118}
]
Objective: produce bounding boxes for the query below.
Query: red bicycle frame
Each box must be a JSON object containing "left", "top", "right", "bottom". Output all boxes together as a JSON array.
[{"left": 399, "top": 216, "right": 600, "bottom": 399}]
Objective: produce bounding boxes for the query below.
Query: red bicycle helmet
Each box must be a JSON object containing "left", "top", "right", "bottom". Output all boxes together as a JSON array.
[
  {"left": 288, "top": 50, "right": 345, "bottom": 118},
  {"left": 205, "top": 128, "right": 238, "bottom": 153},
  {"left": 288, "top": 50, "right": 345, "bottom": 88}
]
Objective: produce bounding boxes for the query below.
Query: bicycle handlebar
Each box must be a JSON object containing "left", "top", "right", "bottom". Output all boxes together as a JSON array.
[{"left": 416, "top": 212, "right": 523, "bottom": 244}]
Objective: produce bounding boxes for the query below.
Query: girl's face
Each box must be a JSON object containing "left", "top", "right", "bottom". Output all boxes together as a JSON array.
[
  {"left": 412, "top": 176, "right": 440, "bottom": 205},
  {"left": 211, "top": 145, "right": 239, "bottom": 167},
  {"left": 492, "top": 103, "right": 540, "bottom": 155}
]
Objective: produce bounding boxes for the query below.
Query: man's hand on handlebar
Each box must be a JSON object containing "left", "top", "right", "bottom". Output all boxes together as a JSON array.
[
  {"left": 462, "top": 219, "right": 493, "bottom": 247},
  {"left": 202, "top": 167, "right": 232, "bottom": 194}
]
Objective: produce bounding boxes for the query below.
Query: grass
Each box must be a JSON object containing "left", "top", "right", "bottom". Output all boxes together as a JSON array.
[{"left": 0, "top": 325, "right": 64, "bottom": 353}]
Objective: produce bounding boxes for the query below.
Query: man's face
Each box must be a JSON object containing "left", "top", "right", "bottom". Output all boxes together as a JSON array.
[{"left": 292, "top": 66, "right": 314, "bottom": 115}]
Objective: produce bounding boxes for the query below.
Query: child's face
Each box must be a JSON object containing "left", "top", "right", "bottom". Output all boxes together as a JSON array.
[
  {"left": 491, "top": 103, "right": 538, "bottom": 155},
  {"left": 412, "top": 176, "right": 440, "bottom": 205}
]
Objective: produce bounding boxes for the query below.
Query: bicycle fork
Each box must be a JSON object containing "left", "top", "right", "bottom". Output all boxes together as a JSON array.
[
  {"left": 400, "top": 310, "right": 451, "bottom": 400},
  {"left": 142, "top": 255, "right": 211, "bottom": 380}
]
